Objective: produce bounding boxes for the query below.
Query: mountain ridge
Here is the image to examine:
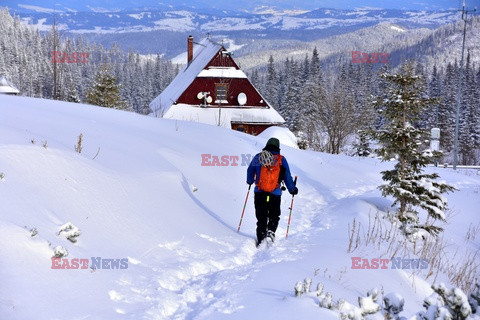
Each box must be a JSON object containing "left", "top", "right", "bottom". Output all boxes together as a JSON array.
[
  {"left": 14, "top": 7, "right": 460, "bottom": 34},
  {"left": 7, "top": 5, "right": 463, "bottom": 60},
  {"left": 5, "top": 0, "right": 463, "bottom": 13}
]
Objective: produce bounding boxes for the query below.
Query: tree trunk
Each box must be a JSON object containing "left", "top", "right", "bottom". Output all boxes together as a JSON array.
[{"left": 400, "top": 86, "right": 407, "bottom": 214}]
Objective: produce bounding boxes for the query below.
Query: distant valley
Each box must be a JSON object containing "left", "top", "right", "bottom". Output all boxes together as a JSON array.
[{"left": 11, "top": 6, "right": 461, "bottom": 59}]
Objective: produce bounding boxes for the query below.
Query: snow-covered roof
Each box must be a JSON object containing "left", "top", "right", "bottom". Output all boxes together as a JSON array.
[
  {"left": 150, "top": 38, "right": 222, "bottom": 115},
  {"left": 162, "top": 104, "right": 285, "bottom": 127},
  {"left": 0, "top": 77, "right": 19, "bottom": 94},
  {"left": 197, "top": 67, "right": 247, "bottom": 79},
  {"left": 149, "top": 38, "right": 284, "bottom": 127}
]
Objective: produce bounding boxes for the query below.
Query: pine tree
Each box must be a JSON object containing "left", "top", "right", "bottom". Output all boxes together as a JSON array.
[
  {"left": 419, "top": 283, "right": 472, "bottom": 319},
  {"left": 353, "top": 130, "right": 372, "bottom": 157},
  {"left": 0, "top": 9, "right": 177, "bottom": 113},
  {"left": 374, "top": 62, "right": 456, "bottom": 237},
  {"left": 459, "top": 52, "right": 479, "bottom": 165},
  {"left": 345, "top": 63, "right": 377, "bottom": 140},
  {"left": 428, "top": 64, "right": 441, "bottom": 130},
  {"left": 311, "top": 47, "right": 321, "bottom": 82},
  {"left": 66, "top": 86, "right": 81, "bottom": 103},
  {"left": 86, "top": 65, "right": 130, "bottom": 110},
  {"left": 301, "top": 54, "right": 310, "bottom": 84},
  {"left": 414, "top": 62, "right": 429, "bottom": 129},
  {"left": 439, "top": 62, "right": 458, "bottom": 154},
  {"left": 265, "top": 55, "right": 278, "bottom": 109},
  {"left": 302, "top": 73, "right": 325, "bottom": 150},
  {"left": 475, "top": 68, "right": 480, "bottom": 151},
  {"left": 282, "top": 58, "right": 303, "bottom": 131}
]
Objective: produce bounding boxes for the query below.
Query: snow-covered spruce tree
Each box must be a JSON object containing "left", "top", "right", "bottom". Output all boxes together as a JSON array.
[
  {"left": 374, "top": 62, "right": 456, "bottom": 237},
  {"left": 66, "top": 87, "right": 81, "bottom": 103},
  {"left": 469, "top": 283, "right": 480, "bottom": 314},
  {"left": 417, "top": 283, "right": 472, "bottom": 320},
  {"left": 265, "top": 55, "right": 278, "bottom": 110},
  {"left": 294, "top": 281, "right": 304, "bottom": 297},
  {"left": 353, "top": 129, "right": 372, "bottom": 157},
  {"left": 459, "top": 52, "right": 479, "bottom": 165},
  {"left": 298, "top": 48, "right": 326, "bottom": 150},
  {"left": 85, "top": 64, "right": 130, "bottom": 110},
  {"left": 384, "top": 292, "right": 405, "bottom": 320},
  {"left": 317, "top": 285, "right": 381, "bottom": 319},
  {"left": 439, "top": 62, "right": 458, "bottom": 153}
]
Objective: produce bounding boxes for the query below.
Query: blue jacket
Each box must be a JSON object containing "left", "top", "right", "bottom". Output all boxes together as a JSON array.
[{"left": 246, "top": 151, "right": 296, "bottom": 196}]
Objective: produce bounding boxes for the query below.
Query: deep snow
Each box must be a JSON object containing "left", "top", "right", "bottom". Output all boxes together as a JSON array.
[{"left": 0, "top": 94, "right": 479, "bottom": 319}]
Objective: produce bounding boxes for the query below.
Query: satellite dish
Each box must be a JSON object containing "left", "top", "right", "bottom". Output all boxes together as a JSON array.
[
  {"left": 197, "top": 92, "right": 204, "bottom": 100},
  {"left": 206, "top": 96, "right": 213, "bottom": 104},
  {"left": 237, "top": 92, "right": 247, "bottom": 106}
]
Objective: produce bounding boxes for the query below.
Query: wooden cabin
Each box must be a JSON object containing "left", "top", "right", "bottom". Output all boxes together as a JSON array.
[{"left": 149, "top": 36, "right": 284, "bottom": 135}]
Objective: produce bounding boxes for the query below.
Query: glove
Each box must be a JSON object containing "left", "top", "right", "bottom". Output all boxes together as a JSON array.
[{"left": 290, "top": 187, "right": 298, "bottom": 195}]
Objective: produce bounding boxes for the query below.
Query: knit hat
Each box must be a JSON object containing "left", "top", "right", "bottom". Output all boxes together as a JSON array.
[{"left": 264, "top": 137, "right": 280, "bottom": 152}]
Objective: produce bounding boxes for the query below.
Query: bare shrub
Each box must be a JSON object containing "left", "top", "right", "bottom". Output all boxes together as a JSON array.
[
  {"left": 346, "top": 210, "right": 480, "bottom": 294},
  {"left": 74, "top": 133, "right": 83, "bottom": 154},
  {"left": 465, "top": 223, "right": 480, "bottom": 242}
]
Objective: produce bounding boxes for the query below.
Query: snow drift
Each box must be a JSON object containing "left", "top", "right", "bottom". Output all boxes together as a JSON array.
[{"left": 0, "top": 94, "right": 479, "bottom": 319}]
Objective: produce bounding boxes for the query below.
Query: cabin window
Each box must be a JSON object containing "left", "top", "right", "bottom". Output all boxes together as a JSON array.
[{"left": 215, "top": 83, "right": 228, "bottom": 104}]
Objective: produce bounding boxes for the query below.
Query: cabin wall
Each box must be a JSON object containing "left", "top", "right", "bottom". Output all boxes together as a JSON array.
[
  {"left": 231, "top": 123, "right": 272, "bottom": 135},
  {"left": 207, "top": 52, "right": 239, "bottom": 69}
]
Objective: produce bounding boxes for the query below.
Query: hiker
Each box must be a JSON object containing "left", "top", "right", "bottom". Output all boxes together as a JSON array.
[{"left": 246, "top": 137, "right": 298, "bottom": 246}]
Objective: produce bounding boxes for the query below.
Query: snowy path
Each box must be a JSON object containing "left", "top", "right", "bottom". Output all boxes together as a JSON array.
[
  {"left": 108, "top": 182, "right": 340, "bottom": 319},
  {"left": 2, "top": 95, "right": 479, "bottom": 320},
  {"left": 103, "top": 153, "right": 388, "bottom": 319}
]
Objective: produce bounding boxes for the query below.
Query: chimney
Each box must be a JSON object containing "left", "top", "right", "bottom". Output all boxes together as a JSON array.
[{"left": 187, "top": 35, "right": 193, "bottom": 64}]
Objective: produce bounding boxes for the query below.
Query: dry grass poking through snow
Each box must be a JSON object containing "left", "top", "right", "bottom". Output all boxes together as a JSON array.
[{"left": 347, "top": 210, "right": 480, "bottom": 294}]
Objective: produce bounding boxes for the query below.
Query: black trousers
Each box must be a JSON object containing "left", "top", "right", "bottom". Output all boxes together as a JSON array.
[{"left": 254, "top": 192, "right": 281, "bottom": 243}]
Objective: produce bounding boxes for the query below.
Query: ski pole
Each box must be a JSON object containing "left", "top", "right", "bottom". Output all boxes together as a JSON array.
[
  {"left": 285, "top": 176, "right": 298, "bottom": 239},
  {"left": 237, "top": 184, "right": 252, "bottom": 232}
]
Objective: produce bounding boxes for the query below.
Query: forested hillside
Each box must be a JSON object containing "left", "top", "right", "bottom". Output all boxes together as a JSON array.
[
  {"left": 1, "top": 8, "right": 479, "bottom": 164},
  {"left": 385, "top": 16, "right": 480, "bottom": 70},
  {"left": 249, "top": 47, "right": 480, "bottom": 164},
  {"left": 236, "top": 23, "right": 433, "bottom": 71},
  {"left": 0, "top": 8, "right": 177, "bottom": 114}
]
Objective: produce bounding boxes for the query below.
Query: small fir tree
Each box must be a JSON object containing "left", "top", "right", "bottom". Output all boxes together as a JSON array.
[
  {"left": 354, "top": 129, "right": 372, "bottom": 157},
  {"left": 419, "top": 283, "right": 472, "bottom": 320},
  {"left": 374, "top": 62, "right": 455, "bottom": 237},
  {"left": 86, "top": 65, "right": 129, "bottom": 110},
  {"left": 66, "top": 87, "right": 81, "bottom": 103}
]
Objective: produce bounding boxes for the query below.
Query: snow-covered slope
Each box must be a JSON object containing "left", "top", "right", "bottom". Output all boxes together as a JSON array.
[{"left": 0, "top": 95, "right": 479, "bottom": 319}]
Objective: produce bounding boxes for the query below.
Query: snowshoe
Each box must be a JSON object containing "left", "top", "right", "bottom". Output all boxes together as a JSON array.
[
  {"left": 255, "top": 238, "right": 264, "bottom": 248},
  {"left": 266, "top": 231, "right": 275, "bottom": 247},
  {"left": 256, "top": 239, "right": 267, "bottom": 249}
]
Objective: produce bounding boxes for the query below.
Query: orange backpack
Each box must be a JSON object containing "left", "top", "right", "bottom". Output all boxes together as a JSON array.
[{"left": 257, "top": 154, "right": 283, "bottom": 193}]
